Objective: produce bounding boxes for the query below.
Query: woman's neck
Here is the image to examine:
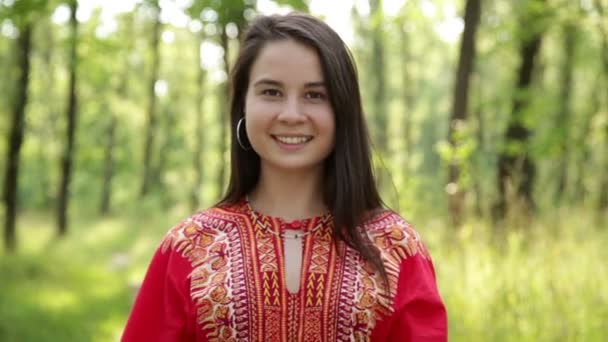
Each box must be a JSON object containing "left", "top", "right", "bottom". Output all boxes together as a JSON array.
[{"left": 249, "top": 163, "right": 327, "bottom": 221}]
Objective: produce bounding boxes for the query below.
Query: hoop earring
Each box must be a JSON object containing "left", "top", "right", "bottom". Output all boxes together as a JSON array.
[{"left": 236, "top": 117, "right": 251, "bottom": 151}]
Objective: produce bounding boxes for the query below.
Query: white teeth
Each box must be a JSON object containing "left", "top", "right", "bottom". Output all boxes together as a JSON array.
[{"left": 275, "top": 136, "right": 312, "bottom": 144}]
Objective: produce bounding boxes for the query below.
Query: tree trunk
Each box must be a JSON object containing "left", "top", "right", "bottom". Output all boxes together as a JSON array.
[
  {"left": 398, "top": 16, "right": 414, "bottom": 185},
  {"left": 554, "top": 24, "right": 576, "bottom": 203},
  {"left": 101, "top": 14, "right": 135, "bottom": 214},
  {"left": 100, "top": 109, "right": 116, "bottom": 215},
  {"left": 494, "top": 2, "right": 545, "bottom": 220},
  {"left": 40, "top": 18, "right": 57, "bottom": 206},
  {"left": 3, "top": 23, "right": 32, "bottom": 253},
  {"left": 155, "top": 100, "right": 177, "bottom": 204},
  {"left": 57, "top": 1, "right": 79, "bottom": 236},
  {"left": 472, "top": 73, "right": 486, "bottom": 217},
  {"left": 141, "top": 0, "right": 162, "bottom": 198},
  {"left": 191, "top": 33, "right": 206, "bottom": 212},
  {"left": 447, "top": 0, "right": 481, "bottom": 226},
  {"left": 573, "top": 75, "right": 600, "bottom": 203},
  {"left": 216, "top": 27, "right": 229, "bottom": 197},
  {"left": 369, "top": 0, "right": 388, "bottom": 158},
  {"left": 594, "top": 0, "right": 608, "bottom": 211}
]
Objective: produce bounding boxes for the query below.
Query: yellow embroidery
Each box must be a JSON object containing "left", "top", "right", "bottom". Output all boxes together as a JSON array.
[{"left": 349, "top": 212, "right": 431, "bottom": 336}]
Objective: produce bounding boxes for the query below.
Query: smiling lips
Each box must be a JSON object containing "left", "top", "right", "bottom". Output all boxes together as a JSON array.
[{"left": 272, "top": 135, "right": 313, "bottom": 145}]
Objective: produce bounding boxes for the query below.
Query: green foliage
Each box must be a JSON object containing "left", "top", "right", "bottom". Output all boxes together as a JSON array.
[
  {"left": 439, "top": 209, "right": 608, "bottom": 341},
  {"left": 187, "top": 0, "right": 254, "bottom": 26},
  {"left": 437, "top": 120, "right": 478, "bottom": 191},
  {"left": 0, "top": 0, "right": 50, "bottom": 28},
  {"left": 273, "top": 0, "right": 308, "bottom": 11},
  {"left": 514, "top": 0, "right": 554, "bottom": 43},
  {"left": 0, "top": 208, "right": 186, "bottom": 341}
]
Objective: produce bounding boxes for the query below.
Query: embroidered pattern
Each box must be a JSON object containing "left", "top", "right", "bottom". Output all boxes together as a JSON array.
[
  {"left": 347, "top": 212, "right": 431, "bottom": 340},
  {"left": 161, "top": 204, "right": 429, "bottom": 341}
]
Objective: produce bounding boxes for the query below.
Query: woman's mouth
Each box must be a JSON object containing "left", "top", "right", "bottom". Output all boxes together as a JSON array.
[{"left": 272, "top": 135, "right": 313, "bottom": 145}]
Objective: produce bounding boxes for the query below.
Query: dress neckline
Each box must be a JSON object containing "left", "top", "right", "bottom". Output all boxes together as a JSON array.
[{"left": 243, "top": 197, "right": 332, "bottom": 231}]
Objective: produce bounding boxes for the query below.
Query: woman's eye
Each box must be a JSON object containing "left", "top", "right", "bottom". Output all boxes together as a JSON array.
[
  {"left": 306, "top": 91, "right": 325, "bottom": 100},
  {"left": 262, "top": 89, "right": 281, "bottom": 97}
]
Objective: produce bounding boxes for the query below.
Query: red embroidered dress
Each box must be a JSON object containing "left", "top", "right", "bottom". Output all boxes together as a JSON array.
[{"left": 122, "top": 201, "right": 447, "bottom": 341}]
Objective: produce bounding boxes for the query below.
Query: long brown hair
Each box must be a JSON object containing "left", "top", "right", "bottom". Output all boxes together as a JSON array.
[{"left": 218, "top": 12, "right": 387, "bottom": 286}]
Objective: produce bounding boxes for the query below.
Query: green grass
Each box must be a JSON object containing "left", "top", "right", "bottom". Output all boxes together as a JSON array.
[
  {"left": 0, "top": 206, "right": 606, "bottom": 341},
  {"left": 432, "top": 209, "right": 608, "bottom": 341},
  {"left": 0, "top": 205, "right": 188, "bottom": 342}
]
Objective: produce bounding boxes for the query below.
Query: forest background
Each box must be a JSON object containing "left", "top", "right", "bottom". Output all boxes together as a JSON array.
[{"left": 1, "top": 0, "right": 607, "bottom": 340}]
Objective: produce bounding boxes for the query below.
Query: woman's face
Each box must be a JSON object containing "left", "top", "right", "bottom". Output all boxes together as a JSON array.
[{"left": 244, "top": 39, "right": 335, "bottom": 174}]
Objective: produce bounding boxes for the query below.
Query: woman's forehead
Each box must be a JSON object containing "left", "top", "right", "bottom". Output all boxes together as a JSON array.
[{"left": 249, "top": 40, "right": 325, "bottom": 85}]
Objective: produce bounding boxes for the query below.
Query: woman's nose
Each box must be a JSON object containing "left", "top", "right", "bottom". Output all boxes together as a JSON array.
[{"left": 277, "top": 97, "right": 305, "bottom": 123}]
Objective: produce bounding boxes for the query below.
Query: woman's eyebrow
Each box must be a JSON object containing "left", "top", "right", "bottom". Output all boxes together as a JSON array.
[
  {"left": 252, "top": 79, "right": 326, "bottom": 88},
  {"left": 304, "top": 81, "right": 326, "bottom": 88},
  {"left": 253, "top": 78, "right": 282, "bottom": 87}
]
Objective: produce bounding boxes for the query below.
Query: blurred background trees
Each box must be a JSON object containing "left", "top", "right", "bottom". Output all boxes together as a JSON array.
[{"left": 1, "top": 0, "right": 607, "bottom": 340}]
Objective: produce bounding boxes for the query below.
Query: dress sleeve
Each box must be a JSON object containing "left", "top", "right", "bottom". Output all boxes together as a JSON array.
[
  {"left": 371, "top": 253, "right": 447, "bottom": 341},
  {"left": 122, "top": 241, "right": 197, "bottom": 341}
]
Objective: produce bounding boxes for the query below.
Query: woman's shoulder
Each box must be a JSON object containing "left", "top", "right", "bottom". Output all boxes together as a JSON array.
[
  {"left": 362, "top": 209, "right": 431, "bottom": 260},
  {"left": 159, "top": 203, "right": 246, "bottom": 255}
]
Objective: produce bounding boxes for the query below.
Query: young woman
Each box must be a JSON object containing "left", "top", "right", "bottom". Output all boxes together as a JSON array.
[{"left": 123, "top": 12, "right": 447, "bottom": 341}]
